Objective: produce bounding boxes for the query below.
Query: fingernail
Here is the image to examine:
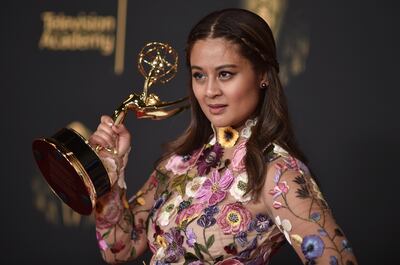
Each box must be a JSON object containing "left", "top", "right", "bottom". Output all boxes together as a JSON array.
[{"left": 107, "top": 122, "right": 113, "bottom": 127}]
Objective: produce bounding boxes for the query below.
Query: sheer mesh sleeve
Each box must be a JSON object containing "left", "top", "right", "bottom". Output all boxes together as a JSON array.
[
  {"left": 94, "top": 151, "right": 160, "bottom": 263},
  {"left": 261, "top": 155, "right": 358, "bottom": 265}
]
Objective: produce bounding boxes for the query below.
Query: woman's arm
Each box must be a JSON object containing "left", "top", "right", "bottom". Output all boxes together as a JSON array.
[
  {"left": 88, "top": 115, "right": 157, "bottom": 263},
  {"left": 261, "top": 155, "right": 358, "bottom": 265},
  {"left": 95, "top": 169, "right": 158, "bottom": 263}
]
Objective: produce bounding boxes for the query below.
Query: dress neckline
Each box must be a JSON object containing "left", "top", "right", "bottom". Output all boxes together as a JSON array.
[{"left": 208, "top": 117, "right": 258, "bottom": 147}]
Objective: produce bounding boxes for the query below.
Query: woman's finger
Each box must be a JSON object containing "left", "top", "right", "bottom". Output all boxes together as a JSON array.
[
  {"left": 100, "top": 115, "right": 114, "bottom": 126},
  {"left": 97, "top": 123, "right": 116, "bottom": 139},
  {"left": 88, "top": 134, "right": 109, "bottom": 149},
  {"left": 93, "top": 130, "right": 115, "bottom": 148},
  {"left": 111, "top": 124, "right": 131, "bottom": 156},
  {"left": 111, "top": 123, "right": 128, "bottom": 135}
]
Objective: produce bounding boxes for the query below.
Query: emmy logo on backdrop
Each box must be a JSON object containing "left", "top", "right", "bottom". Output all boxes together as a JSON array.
[{"left": 32, "top": 42, "right": 189, "bottom": 215}]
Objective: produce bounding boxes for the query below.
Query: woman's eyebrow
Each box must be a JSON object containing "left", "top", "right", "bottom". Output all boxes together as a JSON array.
[
  {"left": 215, "top": 64, "right": 238, "bottom": 71},
  {"left": 190, "top": 64, "right": 238, "bottom": 71},
  {"left": 191, "top": 65, "right": 203, "bottom": 71}
]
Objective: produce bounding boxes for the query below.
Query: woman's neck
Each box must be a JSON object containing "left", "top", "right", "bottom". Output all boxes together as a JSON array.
[{"left": 210, "top": 117, "right": 258, "bottom": 147}]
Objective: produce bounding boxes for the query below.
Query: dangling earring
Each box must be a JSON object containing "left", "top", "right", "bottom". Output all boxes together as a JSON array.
[{"left": 260, "top": 82, "right": 268, "bottom": 89}]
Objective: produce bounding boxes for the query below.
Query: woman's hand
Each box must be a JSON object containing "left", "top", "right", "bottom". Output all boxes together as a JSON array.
[{"left": 89, "top": 115, "right": 131, "bottom": 158}]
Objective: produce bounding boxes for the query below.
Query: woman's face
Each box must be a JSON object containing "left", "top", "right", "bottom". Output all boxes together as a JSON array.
[{"left": 190, "top": 37, "right": 264, "bottom": 129}]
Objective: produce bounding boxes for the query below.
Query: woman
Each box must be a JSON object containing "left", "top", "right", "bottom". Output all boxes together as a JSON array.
[{"left": 89, "top": 8, "right": 358, "bottom": 265}]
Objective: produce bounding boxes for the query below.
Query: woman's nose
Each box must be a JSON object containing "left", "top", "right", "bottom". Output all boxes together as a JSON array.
[{"left": 205, "top": 79, "right": 222, "bottom": 98}]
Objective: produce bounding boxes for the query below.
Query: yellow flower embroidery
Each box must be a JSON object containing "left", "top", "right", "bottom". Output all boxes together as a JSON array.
[
  {"left": 217, "top": 127, "right": 239, "bottom": 148},
  {"left": 291, "top": 234, "right": 303, "bottom": 245},
  {"left": 136, "top": 197, "right": 146, "bottom": 206},
  {"left": 156, "top": 235, "right": 167, "bottom": 248}
]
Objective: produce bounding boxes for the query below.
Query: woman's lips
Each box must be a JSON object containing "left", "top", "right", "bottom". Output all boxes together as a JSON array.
[{"left": 208, "top": 104, "right": 227, "bottom": 115}]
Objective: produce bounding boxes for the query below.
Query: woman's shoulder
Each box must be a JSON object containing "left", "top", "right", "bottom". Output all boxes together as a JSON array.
[
  {"left": 263, "top": 143, "right": 311, "bottom": 181},
  {"left": 261, "top": 143, "right": 330, "bottom": 213},
  {"left": 264, "top": 142, "right": 305, "bottom": 164}
]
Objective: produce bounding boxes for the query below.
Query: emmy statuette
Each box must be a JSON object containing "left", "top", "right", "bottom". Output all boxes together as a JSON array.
[{"left": 32, "top": 42, "right": 188, "bottom": 215}]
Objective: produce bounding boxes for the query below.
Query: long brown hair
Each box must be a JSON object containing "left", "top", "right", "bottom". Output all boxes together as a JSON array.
[{"left": 159, "top": 8, "right": 307, "bottom": 198}]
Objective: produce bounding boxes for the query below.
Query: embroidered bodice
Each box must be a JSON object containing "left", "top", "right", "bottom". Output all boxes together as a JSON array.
[
  {"left": 146, "top": 138, "right": 286, "bottom": 265},
  {"left": 94, "top": 122, "right": 358, "bottom": 265}
]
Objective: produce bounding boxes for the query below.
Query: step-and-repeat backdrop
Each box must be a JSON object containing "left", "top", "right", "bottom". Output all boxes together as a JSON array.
[{"left": 1, "top": 0, "right": 398, "bottom": 264}]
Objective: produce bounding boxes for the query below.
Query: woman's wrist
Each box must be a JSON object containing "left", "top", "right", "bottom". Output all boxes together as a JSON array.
[{"left": 98, "top": 146, "right": 131, "bottom": 190}]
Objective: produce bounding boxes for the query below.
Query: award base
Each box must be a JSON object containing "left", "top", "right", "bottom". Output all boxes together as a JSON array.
[{"left": 32, "top": 128, "right": 110, "bottom": 215}]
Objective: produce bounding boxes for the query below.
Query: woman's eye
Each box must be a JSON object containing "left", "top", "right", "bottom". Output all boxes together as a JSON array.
[
  {"left": 192, "top": 72, "right": 205, "bottom": 80},
  {"left": 219, "top": 71, "right": 234, "bottom": 80}
]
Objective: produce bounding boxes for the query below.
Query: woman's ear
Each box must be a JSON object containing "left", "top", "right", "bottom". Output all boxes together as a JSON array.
[{"left": 259, "top": 72, "right": 269, "bottom": 89}]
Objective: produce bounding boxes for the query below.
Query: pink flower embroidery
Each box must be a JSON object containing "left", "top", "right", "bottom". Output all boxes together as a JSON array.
[
  {"left": 273, "top": 201, "right": 283, "bottom": 209},
  {"left": 269, "top": 181, "right": 290, "bottom": 199},
  {"left": 231, "top": 141, "right": 247, "bottom": 172},
  {"left": 149, "top": 172, "right": 159, "bottom": 187},
  {"left": 283, "top": 156, "right": 299, "bottom": 171},
  {"left": 96, "top": 189, "right": 123, "bottom": 229},
  {"left": 96, "top": 231, "right": 108, "bottom": 251},
  {"left": 217, "top": 203, "right": 252, "bottom": 234},
  {"left": 273, "top": 163, "right": 285, "bottom": 184},
  {"left": 195, "top": 169, "right": 234, "bottom": 205},
  {"left": 175, "top": 203, "right": 204, "bottom": 225},
  {"left": 165, "top": 149, "right": 201, "bottom": 175},
  {"left": 269, "top": 180, "right": 289, "bottom": 210}
]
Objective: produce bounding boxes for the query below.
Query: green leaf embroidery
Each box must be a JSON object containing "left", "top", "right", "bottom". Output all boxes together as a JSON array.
[
  {"left": 194, "top": 243, "right": 204, "bottom": 260},
  {"left": 184, "top": 252, "right": 199, "bottom": 265},
  {"left": 102, "top": 229, "right": 112, "bottom": 239},
  {"left": 155, "top": 170, "right": 170, "bottom": 197},
  {"left": 206, "top": 234, "right": 215, "bottom": 249},
  {"left": 130, "top": 247, "right": 136, "bottom": 258},
  {"left": 171, "top": 174, "right": 188, "bottom": 195},
  {"left": 155, "top": 170, "right": 168, "bottom": 183},
  {"left": 196, "top": 243, "right": 209, "bottom": 253}
]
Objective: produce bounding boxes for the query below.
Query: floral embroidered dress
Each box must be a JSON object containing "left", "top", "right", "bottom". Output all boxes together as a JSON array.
[{"left": 94, "top": 121, "right": 357, "bottom": 265}]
